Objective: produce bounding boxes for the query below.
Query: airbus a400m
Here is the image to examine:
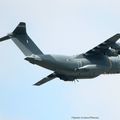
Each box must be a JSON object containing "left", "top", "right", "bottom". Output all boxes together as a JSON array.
[{"left": 1, "top": 22, "right": 120, "bottom": 86}]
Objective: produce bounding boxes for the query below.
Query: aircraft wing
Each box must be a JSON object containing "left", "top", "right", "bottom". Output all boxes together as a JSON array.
[
  {"left": 34, "top": 73, "right": 57, "bottom": 86},
  {"left": 84, "top": 34, "right": 120, "bottom": 56}
]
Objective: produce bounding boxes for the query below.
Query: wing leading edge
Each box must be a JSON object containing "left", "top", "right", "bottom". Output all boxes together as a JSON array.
[{"left": 84, "top": 34, "right": 120, "bottom": 56}]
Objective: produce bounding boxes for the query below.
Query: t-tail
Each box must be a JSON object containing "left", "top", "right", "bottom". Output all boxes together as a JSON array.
[{"left": 0, "top": 22, "right": 43, "bottom": 56}]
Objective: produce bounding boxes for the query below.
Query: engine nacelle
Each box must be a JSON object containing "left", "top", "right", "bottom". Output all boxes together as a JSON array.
[
  {"left": 111, "top": 43, "right": 120, "bottom": 50},
  {"left": 106, "top": 48, "right": 118, "bottom": 56}
]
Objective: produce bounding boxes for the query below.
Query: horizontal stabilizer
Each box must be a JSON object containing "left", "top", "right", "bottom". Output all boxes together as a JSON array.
[
  {"left": 0, "top": 35, "right": 11, "bottom": 42},
  {"left": 34, "top": 73, "right": 57, "bottom": 86}
]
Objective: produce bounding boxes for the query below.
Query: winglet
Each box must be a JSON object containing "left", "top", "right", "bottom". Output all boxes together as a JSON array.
[{"left": 13, "top": 22, "right": 26, "bottom": 35}]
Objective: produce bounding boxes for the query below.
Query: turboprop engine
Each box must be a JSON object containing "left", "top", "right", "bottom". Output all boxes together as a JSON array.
[
  {"left": 111, "top": 43, "right": 120, "bottom": 50},
  {"left": 106, "top": 43, "right": 120, "bottom": 56}
]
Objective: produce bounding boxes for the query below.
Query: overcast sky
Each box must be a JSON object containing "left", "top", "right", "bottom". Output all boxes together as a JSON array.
[{"left": 0, "top": 0, "right": 120, "bottom": 120}]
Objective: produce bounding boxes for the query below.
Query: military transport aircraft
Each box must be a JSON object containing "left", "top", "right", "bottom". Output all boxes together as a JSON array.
[{"left": 0, "top": 22, "right": 120, "bottom": 86}]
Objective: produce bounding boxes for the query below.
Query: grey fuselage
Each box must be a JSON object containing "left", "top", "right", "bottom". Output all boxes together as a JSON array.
[
  {"left": 25, "top": 54, "right": 120, "bottom": 81},
  {"left": 1, "top": 23, "right": 120, "bottom": 85}
]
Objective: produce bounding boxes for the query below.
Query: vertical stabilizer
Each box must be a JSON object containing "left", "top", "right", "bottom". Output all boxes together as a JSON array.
[{"left": 11, "top": 22, "right": 43, "bottom": 56}]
